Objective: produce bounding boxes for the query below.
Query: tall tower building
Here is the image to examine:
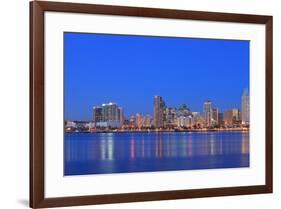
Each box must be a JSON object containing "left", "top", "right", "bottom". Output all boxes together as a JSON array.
[
  {"left": 118, "top": 107, "right": 124, "bottom": 126},
  {"left": 212, "top": 107, "right": 219, "bottom": 126},
  {"left": 102, "top": 102, "right": 119, "bottom": 122},
  {"left": 136, "top": 113, "right": 144, "bottom": 128},
  {"left": 93, "top": 102, "right": 124, "bottom": 128},
  {"left": 143, "top": 115, "right": 152, "bottom": 128},
  {"left": 241, "top": 88, "right": 250, "bottom": 125},
  {"left": 203, "top": 101, "right": 219, "bottom": 127},
  {"left": 218, "top": 112, "right": 224, "bottom": 126},
  {"left": 164, "top": 107, "right": 177, "bottom": 128},
  {"left": 93, "top": 106, "right": 103, "bottom": 123},
  {"left": 129, "top": 115, "right": 136, "bottom": 128},
  {"left": 204, "top": 101, "right": 213, "bottom": 127},
  {"left": 154, "top": 96, "right": 165, "bottom": 128},
  {"left": 224, "top": 109, "right": 239, "bottom": 126}
]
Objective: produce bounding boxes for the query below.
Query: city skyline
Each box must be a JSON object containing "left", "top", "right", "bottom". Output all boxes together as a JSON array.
[
  {"left": 64, "top": 33, "right": 249, "bottom": 121},
  {"left": 72, "top": 90, "right": 248, "bottom": 122},
  {"left": 65, "top": 89, "right": 249, "bottom": 132}
]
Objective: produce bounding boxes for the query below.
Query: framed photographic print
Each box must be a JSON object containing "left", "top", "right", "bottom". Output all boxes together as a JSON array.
[{"left": 30, "top": 1, "right": 273, "bottom": 208}]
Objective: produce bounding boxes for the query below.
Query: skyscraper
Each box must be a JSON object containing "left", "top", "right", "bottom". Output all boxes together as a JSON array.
[
  {"left": 164, "top": 107, "right": 177, "bottom": 128},
  {"left": 93, "top": 102, "right": 124, "bottom": 128},
  {"left": 154, "top": 96, "right": 165, "bottom": 128},
  {"left": 241, "top": 89, "right": 250, "bottom": 125},
  {"left": 118, "top": 107, "right": 124, "bottom": 126},
  {"left": 178, "top": 104, "right": 190, "bottom": 117},
  {"left": 129, "top": 115, "right": 136, "bottom": 128},
  {"left": 143, "top": 115, "right": 152, "bottom": 128},
  {"left": 218, "top": 112, "right": 224, "bottom": 126},
  {"left": 136, "top": 113, "right": 144, "bottom": 128},
  {"left": 204, "top": 101, "right": 213, "bottom": 127},
  {"left": 224, "top": 109, "right": 240, "bottom": 126},
  {"left": 212, "top": 107, "right": 219, "bottom": 126},
  {"left": 93, "top": 106, "right": 102, "bottom": 124},
  {"left": 102, "top": 102, "right": 119, "bottom": 122},
  {"left": 203, "top": 101, "right": 219, "bottom": 127}
]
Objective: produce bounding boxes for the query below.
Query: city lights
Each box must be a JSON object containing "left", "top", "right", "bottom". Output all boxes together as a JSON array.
[{"left": 65, "top": 89, "right": 249, "bottom": 133}]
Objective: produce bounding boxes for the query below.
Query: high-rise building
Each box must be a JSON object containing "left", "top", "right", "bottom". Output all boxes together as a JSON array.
[
  {"left": 118, "top": 107, "right": 124, "bottom": 126},
  {"left": 102, "top": 102, "right": 119, "bottom": 122},
  {"left": 204, "top": 101, "right": 213, "bottom": 127},
  {"left": 224, "top": 109, "right": 240, "bottom": 126},
  {"left": 218, "top": 112, "right": 224, "bottom": 126},
  {"left": 241, "top": 89, "right": 250, "bottom": 125},
  {"left": 136, "top": 113, "right": 144, "bottom": 128},
  {"left": 129, "top": 115, "right": 136, "bottom": 128},
  {"left": 212, "top": 107, "right": 219, "bottom": 126},
  {"left": 93, "top": 102, "right": 124, "bottom": 128},
  {"left": 232, "top": 109, "right": 240, "bottom": 123},
  {"left": 224, "top": 110, "right": 232, "bottom": 125},
  {"left": 164, "top": 107, "right": 177, "bottom": 128},
  {"left": 192, "top": 112, "right": 204, "bottom": 128},
  {"left": 93, "top": 106, "right": 103, "bottom": 124},
  {"left": 153, "top": 96, "right": 165, "bottom": 128},
  {"left": 176, "top": 115, "right": 193, "bottom": 128},
  {"left": 191, "top": 112, "right": 199, "bottom": 127},
  {"left": 143, "top": 115, "right": 152, "bottom": 128},
  {"left": 178, "top": 104, "right": 190, "bottom": 117},
  {"left": 203, "top": 101, "right": 219, "bottom": 127}
]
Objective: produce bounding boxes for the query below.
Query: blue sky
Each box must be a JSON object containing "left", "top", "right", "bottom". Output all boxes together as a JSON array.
[{"left": 64, "top": 32, "right": 249, "bottom": 121}]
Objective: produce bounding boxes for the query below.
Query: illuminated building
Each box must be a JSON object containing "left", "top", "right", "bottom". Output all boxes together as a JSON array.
[
  {"left": 178, "top": 104, "right": 190, "bottom": 117},
  {"left": 102, "top": 102, "right": 119, "bottom": 122},
  {"left": 164, "top": 107, "right": 177, "bottom": 128},
  {"left": 118, "top": 107, "right": 124, "bottom": 126},
  {"left": 224, "top": 109, "right": 240, "bottom": 126},
  {"left": 177, "top": 116, "right": 189, "bottom": 127},
  {"left": 136, "top": 113, "right": 144, "bottom": 128},
  {"left": 241, "top": 88, "right": 250, "bottom": 125},
  {"left": 177, "top": 115, "right": 193, "bottom": 128},
  {"left": 153, "top": 96, "right": 165, "bottom": 128},
  {"left": 204, "top": 101, "right": 213, "bottom": 127},
  {"left": 218, "top": 112, "right": 224, "bottom": 126},
  {"left": 212, "top": 107, "right": 219, "bottom": 126},
  {"left": 93, "top": 106, "right": 102, "bottom": 124},
  {"left": 129, "top": 115, "right": 136, "bottom": 128},
  {"left": 192, "top": 112, "right": 204, "bottom": 128},
  {"left": 203, "top": 101, "right": 219, "bottom": 127},
  {"left": 93, "top": 102, "right": 124, "bottom": 128},
  {"left": 144, "top": 115, "right": 152, "bottom": 128}
]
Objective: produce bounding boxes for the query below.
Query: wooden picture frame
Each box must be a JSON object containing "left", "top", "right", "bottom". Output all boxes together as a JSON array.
[{"left": 30, "top": 1, "right": 273, "bottom": 208}]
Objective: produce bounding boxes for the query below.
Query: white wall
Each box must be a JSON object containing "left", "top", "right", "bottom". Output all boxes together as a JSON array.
[{"left": 0, "top": 0, "right": 279, "bottom": 208}]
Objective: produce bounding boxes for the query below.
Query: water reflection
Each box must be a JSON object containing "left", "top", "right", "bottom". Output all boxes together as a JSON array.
[
  {"left": 241, "top": 133, "right": 249, "bottom": 154},
  {"left": 100, "top": 134, "right": 114, "bottom": 160},
  {"left": 130, "top": 136, "right": 135, "bottom": 160},
  {"left": 141, "top": 136, "right": 145, "bottom": 158},
  {"left": 64, "top": 132, "right": 250, "bottom": 175}
]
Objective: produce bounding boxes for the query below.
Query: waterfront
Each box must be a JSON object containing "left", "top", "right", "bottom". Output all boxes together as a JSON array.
[{"left": 64, "top": 131, "right": 249, "bottom": 175}]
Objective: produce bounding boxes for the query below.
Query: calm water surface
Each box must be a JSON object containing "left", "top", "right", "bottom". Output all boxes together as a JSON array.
[{"left": 64, "top": 131, "right": 249, "bottom": 175}]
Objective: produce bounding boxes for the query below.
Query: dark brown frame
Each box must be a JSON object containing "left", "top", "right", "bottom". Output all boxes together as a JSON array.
[{"left": 30, "top": 1, "right": 273, "bottom": 208}]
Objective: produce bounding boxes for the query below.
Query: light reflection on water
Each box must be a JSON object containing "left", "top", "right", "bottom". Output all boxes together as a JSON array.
[{"left": 64, "top": 132, "right": 249, "bottom": 175}]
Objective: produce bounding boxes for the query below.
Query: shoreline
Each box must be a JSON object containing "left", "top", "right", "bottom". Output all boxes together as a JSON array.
[{"left": 65, "top": 129, "right": 250, "bottom": 134}]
